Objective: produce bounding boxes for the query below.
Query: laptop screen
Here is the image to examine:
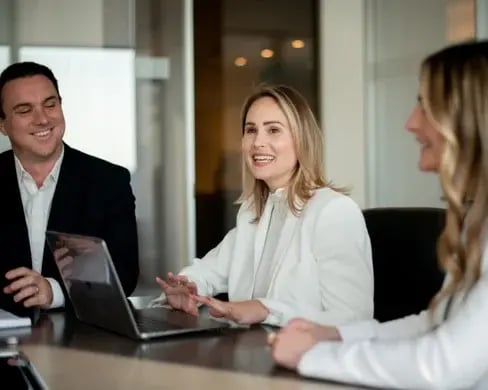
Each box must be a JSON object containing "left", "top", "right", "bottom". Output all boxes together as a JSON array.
[
  {"left": 45, "top": 232, "right": 111, "bottom": 288},
  {"left": 45, "top": 231, "right": 228, "bottom": 339},
  {"left": 45, "top": 231, "right": 139, "bottom": 336}
]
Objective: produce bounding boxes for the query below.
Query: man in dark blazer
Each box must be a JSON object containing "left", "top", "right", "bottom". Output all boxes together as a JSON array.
[{"left": 0, "top": 61, "right": 139, "bottom": 317}]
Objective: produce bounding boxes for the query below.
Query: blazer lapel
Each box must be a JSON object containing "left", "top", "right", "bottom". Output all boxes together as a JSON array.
[
  {"left": 0, "top": 151, "right": 32, "bottom": 268},
  {"left": 42, "top": 145, "right": 83, "bottom": 275},
  {"left": 46, "top": 145, "right": 82, "bottom": 232}
]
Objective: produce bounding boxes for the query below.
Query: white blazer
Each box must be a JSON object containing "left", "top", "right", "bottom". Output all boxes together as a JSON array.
[
  {"left": 178, "top": 187, "right": 374, "bottom": 327},
  {"left": 298, "top": 236, "right": 488, "bottom": 389}
]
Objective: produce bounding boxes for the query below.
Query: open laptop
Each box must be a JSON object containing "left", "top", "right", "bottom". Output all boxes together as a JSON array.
[{"left": 45, "top": 230, "right": 228, "bottom": 340}]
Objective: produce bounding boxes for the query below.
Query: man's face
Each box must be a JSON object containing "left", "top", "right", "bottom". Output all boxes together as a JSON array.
[{"left": 0, "top": 74, "right": 65, "bottom": 163}]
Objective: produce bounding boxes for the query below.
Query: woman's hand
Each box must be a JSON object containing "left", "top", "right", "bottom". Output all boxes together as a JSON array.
[
  {"left": 156, "top": 273, "right": 199, "bottom": 316},
  {"left": 269, "top": 325, "right": 320, "bottom": 370},
  {"left": 192, "top": 296, "right": 269, "bottom": 325},
  {"left": 268, "top": 319, "right": 341, "bottom": 370},
  {"left": 284, "top": 318, "right": 342, "bottom": 341}
]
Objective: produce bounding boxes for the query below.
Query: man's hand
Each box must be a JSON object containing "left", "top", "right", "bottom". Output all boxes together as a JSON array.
[
  {"left": 192, "top": 296, "right": 269, "bottom": 325},
  {"left": 4, "top": 267, "right": 53, "bottom": 308}
]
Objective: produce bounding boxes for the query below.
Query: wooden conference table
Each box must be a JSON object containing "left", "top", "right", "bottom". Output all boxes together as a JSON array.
[{"left": 10, "top": 308, "right": 368, "bottom": 389}]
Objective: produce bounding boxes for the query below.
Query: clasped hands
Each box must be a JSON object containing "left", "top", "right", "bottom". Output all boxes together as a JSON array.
[
  {"left": 3, "top": 267, "right": 53, "bottom": 308},
  {"left": 267, "top": 318, "right": 342, "bottom": 370},
  {"left": 156, "top": 273, "right": 269, "bottom": 324}
]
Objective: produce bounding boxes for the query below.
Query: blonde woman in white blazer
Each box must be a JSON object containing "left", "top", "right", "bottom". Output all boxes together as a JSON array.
[
  {"left": 271, "top": 41, "right": 488, "bottom": 390},
  {"left": 154, "top": 85, "right": 374, "bottom": 327}
]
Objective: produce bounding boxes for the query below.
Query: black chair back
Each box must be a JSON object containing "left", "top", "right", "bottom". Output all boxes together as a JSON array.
[{"left": 363, "top": 207, "right": 445, "bottom": 322}]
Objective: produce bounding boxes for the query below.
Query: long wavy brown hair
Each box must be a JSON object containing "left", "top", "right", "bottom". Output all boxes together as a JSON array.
[
  {"left": 238, "top": 84, "right": 344, "bottom": 221},
  {"left": 421, "top": 41, "right": 488, "bottom": 310}
]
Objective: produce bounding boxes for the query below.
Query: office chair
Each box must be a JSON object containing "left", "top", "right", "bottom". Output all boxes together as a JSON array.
[{"left": 363, "top": 207, "right": 446, "bottom": 322}]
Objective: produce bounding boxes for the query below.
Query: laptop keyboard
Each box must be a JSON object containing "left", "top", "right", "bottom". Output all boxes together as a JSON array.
[{"left": 134, "top": 314, "right": 183, "bottom": 333}]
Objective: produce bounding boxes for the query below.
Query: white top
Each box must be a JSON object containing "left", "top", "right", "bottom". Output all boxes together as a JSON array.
[
  {"left": 14, "top": 149, "right": 65, "bottom": 308},
  {"left": 153, "top": 187, "right": 374, "bottom": 327},
  {"left": 298, "top": 236, "right": 488, "bottom": 389},
  {"left": 252, "top": 189, "right": 287, "bottom": 298}
]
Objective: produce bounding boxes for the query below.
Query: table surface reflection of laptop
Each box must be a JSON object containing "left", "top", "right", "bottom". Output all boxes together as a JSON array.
[{"left": 45, "top": 231, "right": 227, "bottom": 340}]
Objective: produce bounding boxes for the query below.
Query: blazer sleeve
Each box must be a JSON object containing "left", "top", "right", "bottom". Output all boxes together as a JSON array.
[
  {"left": 298, "top": 273, "right": 488, "bottom": 390},
  {"left": 103, "top": 167, "right": 139, "bottom": 296},
  {"left": 338, "top": 310, "right": 433, "bottom": 342},
  {"left": 179, "top": 228, "right": 237, "bottom": 297},
  {"left": 259, "top": 196, "right": 374, "bottom": 326},
  {"left": 339, "top": 275, "right": 450, "bottom": 341}
]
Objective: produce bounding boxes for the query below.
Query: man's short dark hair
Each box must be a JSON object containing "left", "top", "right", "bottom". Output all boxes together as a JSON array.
[{"left": 0, "top": 61, "right": 61, "bottom": 119}]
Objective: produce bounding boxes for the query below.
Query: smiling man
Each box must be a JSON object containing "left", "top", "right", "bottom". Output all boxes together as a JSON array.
[{"left": 0, "top": 61, "right": 139, "bottom": 316}]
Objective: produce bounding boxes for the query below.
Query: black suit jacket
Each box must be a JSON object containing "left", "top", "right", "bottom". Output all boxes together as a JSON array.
[{"left": 0, "top": 144, "right": 139, "bottom": 317}]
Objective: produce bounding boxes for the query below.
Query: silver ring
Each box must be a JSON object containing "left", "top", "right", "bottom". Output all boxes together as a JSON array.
[{"left": 34, "top": 286, "right": 39, "bottom": 295}]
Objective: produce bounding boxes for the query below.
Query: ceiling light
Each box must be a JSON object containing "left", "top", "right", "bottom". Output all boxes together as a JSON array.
[
  {"left": 291, "top": 39, "right": 305, "bottom": 49},
  {"left": 260, "top": 49, "right": 274, "bottom": 59},
  {"left": 234, "top": 56, "right": 247, "bottom": 67}
]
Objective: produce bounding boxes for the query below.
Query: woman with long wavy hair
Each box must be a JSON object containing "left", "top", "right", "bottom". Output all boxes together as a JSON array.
[
  {"left": 270, "top": 40, "right": 488, "bottom": 389},
  {"left": 152, "top": 85, "right": 374, "bottom": 327}
]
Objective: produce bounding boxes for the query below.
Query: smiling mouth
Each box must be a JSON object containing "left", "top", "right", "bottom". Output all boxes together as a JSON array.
[
  {"left": 252, "top": 155, "right": 275, "bottom": 164},
  {"left": 31, "top": 128, "right": 53, "bottom": 138}
]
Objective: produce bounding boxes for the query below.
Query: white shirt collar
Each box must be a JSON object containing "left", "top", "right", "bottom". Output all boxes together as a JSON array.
[
  {"left": 14, "top": 145, "right": 65, "bottom": 188},
  {"left": 269, "top": 187, "right": 286, "bottom": 204}
]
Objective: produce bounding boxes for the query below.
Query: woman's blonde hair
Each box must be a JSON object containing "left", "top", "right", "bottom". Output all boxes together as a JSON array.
[
  {"left": 421, "top": 41, "right": 488, "bottom": 309},
  {"left": 238, "top": 84, "right": 344, "bottom": 221}
]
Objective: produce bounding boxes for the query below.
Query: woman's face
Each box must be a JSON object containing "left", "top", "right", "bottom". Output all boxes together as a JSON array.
[
  {"left": 241, "top": 97, "right": 298, "bottom": 190},
  {"left": 405, "top": 95, "right": 445, "bottom": 172}
]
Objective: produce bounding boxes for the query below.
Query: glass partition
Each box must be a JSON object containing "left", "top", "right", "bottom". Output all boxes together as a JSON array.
[
  {"left": 0, "top": 0, "right": 193, "bottom": 294},
  {"left": 194, "top": 0, "right": 319, "bottom": 257},
  {"left": 365, "top": 0, "right": 477, "bottom": 208}
]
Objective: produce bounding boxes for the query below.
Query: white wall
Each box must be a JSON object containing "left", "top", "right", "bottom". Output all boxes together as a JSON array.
[
  {"left": 0, "top": 0, "right": 12, "bottom": 152},
  {"left": 320, "top": 0, "right": 477, "bottom": 209},
  {"left": 366, "top": 0, "right": 447, "bottom": 208},
  {"left": 0, "top": 46, "right": 10, "bottom": 152},
  {"left": 478, "top": 0, "right": 488, "bottom": 38},
  {"left": 15, "top": 0, "right": 104, "bottom": 46},
  {"left": 19, "top": 47, "right": 137, "bottom": 172},
  {"left": 320, "top": 0, "right": 367, "bottom": 207}
]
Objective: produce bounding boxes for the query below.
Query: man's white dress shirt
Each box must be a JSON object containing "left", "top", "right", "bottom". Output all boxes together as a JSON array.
[{"left": 14, "top": 149, "right": 65, "bottom": 308}]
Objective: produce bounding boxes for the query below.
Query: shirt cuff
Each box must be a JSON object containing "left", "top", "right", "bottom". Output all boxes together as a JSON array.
[
  {"left": 337, "top": 319, "right": 379, "bottom": 342},
  {"left": 256, "top": 298, "right": 286, "bottom": 326},
  {"left": 148, "top": 294, "right": 168, "bottom": 307},
  {"left": 147, "top": 293, "right": 204, "bottom": 309},
  {"left": 298, "top": 341, "right": 338, "bottom": 378},
  {"left": 44, "top": 278, "right": 65, "bottom": 309}
]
